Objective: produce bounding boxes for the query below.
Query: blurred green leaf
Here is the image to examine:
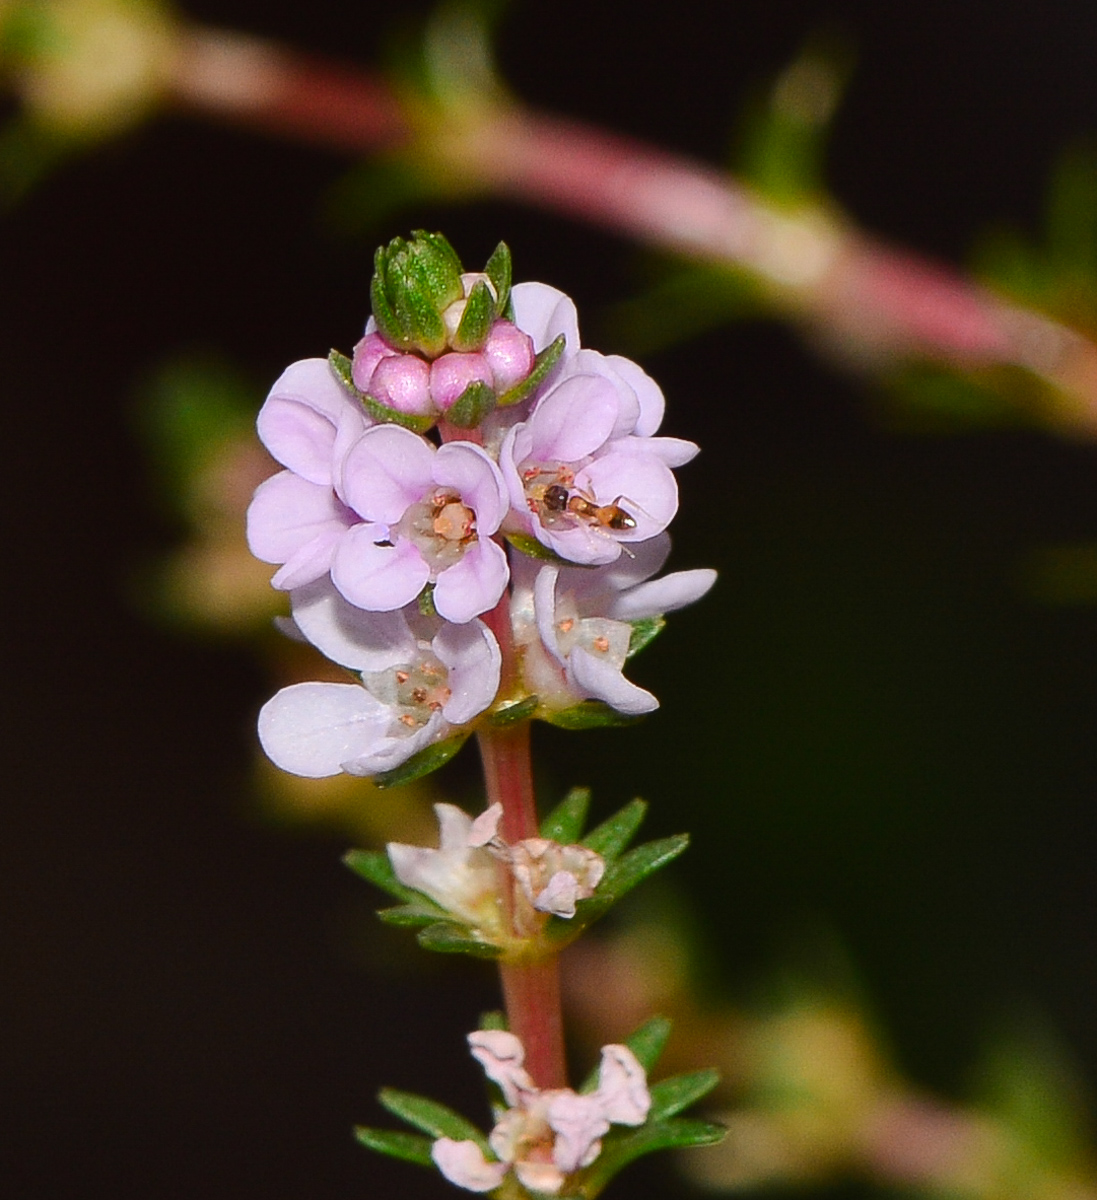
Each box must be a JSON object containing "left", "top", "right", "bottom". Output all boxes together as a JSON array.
[
  {"left": 354, "top": 1126, "right": 435, "bottom": 1166},
  {"left": 543, "top": 701, "right": 643, "bottom": 730},
  {"left": 624, "top": 1015, "right": 673, "bottom": 1073},
  {"left": 648, "top": 1068, "right": 721, "bottom": 1120},
  {"left": 379, "top": 1087, "right": 490, "bottom": 1149},
  {"left": 539, "top": 787, "right": 592, "bottom": 843},
  {"left": 343, "top": 849, "right": 418, "bottom": 902},
  {"left": 582, "top": 1117, "right": 725, "bottom": 1194},
  {"left": 416, "top": 921, "right": 502, "bottom": 958},
  {"left": 581, "top": 799, "right": 647, "bottom": 861},
  {"left": 598, "top": 835, "right": 690, "bottom": 903}
]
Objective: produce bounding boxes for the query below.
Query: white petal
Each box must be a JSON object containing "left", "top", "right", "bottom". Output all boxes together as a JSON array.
[
  {"left": 568, "top": 647, "right": 658, "bottom": 715},
  {"left": 467, "top": 803, "right": 503, "bottom": 847},
  {"left": 607, "top": 568, "right": 718, "bottom": 621},
  {"left": 290, "top": 579, "right": 416, "bottom": 671},
  {"left": 510, "top": 281, "right": 580, "bottom": 355},
  {"left": 432, "top": 1139, "right": 508, "bottom": 1193},
  {"left": 545, "top": 1091, "right": 610, "bottom": 1172},
  {"left": 595, "top": 1045, "right": 651, "bottom": 1126},
  {"left": 257, "top": 682, "right": 389, "bottom": 778},
  {"left": 468, "top": 1030, "right": 534, "bottom": 1107},
  {"left": 433, "top": 616, "right": 502, "bottom": 725}
]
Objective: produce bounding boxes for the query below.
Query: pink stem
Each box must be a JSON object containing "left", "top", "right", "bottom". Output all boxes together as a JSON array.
[
  {"left": 165, "top": 24, "right": 1097, "bottom": 431},
  {"left": 476, "top": 595, "right": 567, "bottom": 1090}
]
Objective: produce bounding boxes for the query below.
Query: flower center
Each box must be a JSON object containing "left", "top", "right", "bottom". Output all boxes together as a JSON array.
[
  {"left": 397, "top": 489, "right": 478, "bottom": 570},
  {"left": 364, "top": 650, "right": 452, "bottom": 731}
]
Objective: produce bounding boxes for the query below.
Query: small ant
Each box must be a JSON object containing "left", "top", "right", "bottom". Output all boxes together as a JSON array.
[{"left": 539, "top": 482, "right": 637, "bottom": 532}]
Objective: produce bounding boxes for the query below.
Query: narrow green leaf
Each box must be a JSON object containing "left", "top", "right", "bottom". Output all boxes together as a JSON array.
[
  {"left": 417, "top": 922, "right": 503, "bottom": 959},
  {"left": 370, "top": 253, "right": 407, "bottom": 347},
  {"left": 483, "top": 241, "right": 512, "bottom": 313},
  {"left": 419, "top": 230, "right": 465, "bottom": 280},
  {"left": 490, "top": 695, "right": 539, "bottom": 726},
  {"left": 446, "top": 380, "right": 496, "bottom": 428},
  {"left": 648, "top": 1068, "right": 721, "bottom": 1120},
  {"left": 540, "top": 787, "right": 591, "bottom": 843},
  {"left": 379, "top": 1087, "right": 490, "bottom": 1149},
  {"left": 392, "top": 262, "right": 447, "bottom": 357},
  {"left": 625, "top": 1015, "right": 673, "bottom": 1072},
  {"left": 376, "top": 904, "right": 449, "bottom": 928},
  {"left": 582, "top": 799, "right": 647, "bottom": 861},
  {"left": 497, "top": 334, "right": 565, "bottom": 406},
  {"left": 583, "top": 1118, "right": 725, "bottom": 1192},
  {"left": 343, "top": 849, "right": 417, "bottom": 902},
  {"left": 599, "top": 835, "right": 690, "bottom": 902},
  {"left": 374, "top": 733, "right": 467, "bottom": 789},
  {"left": 452, "top": 279, "right": 496, "bottom": 350},
  {"left": 354, "top": 1126, "right": 435, "bottom": 1167},
  {"left": 626, "top": 616, "right": 666, "bottom": 659},
  {"left": 543, "top": 701, "right": 643, "bottom": 730}
]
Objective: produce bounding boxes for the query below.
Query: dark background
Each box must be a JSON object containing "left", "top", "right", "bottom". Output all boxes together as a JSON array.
[{"left": 5, "top": 0, "right": 1097, "bottom": 1196}]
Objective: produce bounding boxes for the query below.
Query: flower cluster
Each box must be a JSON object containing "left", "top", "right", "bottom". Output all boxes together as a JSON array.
[
  {"left": 387, "top": 802, "right": 606, "bottom": 943},
  {"left": 432, "top": 1029, "right": 651, "bottom": 1195},
  {"left": 247, "top": 234, "right": 715, "bottom": 779}
]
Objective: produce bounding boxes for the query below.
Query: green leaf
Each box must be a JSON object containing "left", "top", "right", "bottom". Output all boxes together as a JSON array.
[
  {"left": 343, "top": 849, "right": 418, "bottom": 902},
  {"left": 354, "top": 1126, "right": 435, "bottom": 1166},
  {"left": 539, "top": 787, "right": 591, "bottom": 843},
  {"left": 376, "top": 904, "right": 450, "bottom": 928},
  {"left": 483, "top": 241, "right": 512, "bottom": 313},
  {"left": 599, "top": 835, "right": 690, "bottom": 902},
  {"left": 582, "top": 799, "right": 647, "bottom": 861},
  {"left": 624, "top": 1015, "right": 673, "bottom": 1072},
  {"left": 648, "top": 1068, "right": 721, "bottom": 1120},
  {"left": 328, "top": 349, "right": 435, "bottom": 434},
  {"left": 478, "top": 1009, "right": 508, "bottom": 1032},
  {"left": 543, "top": 701, "right": 644, "bottom": 730},
  {"left": 370, "top": 248, "right": 407, "bottom": 347},
  {"left": 627, "top": 616, "right": 666, "bottom": 659},
  {"left": 379, "top": 1087, "right": 490, "bottom": 1149},
  {"left": 583, "top": 1118, "right": 725, "bottom": 1193},
  {"left": 502, "top": 532, "right": 570, "bottom": 564},
  {"left": 497, "top": 334, "right": 565, "bottom": 406},
  {"left": 490, "top": 695, "right": 539, "bottom": 726},
  {"left": 452, "top": 279, "right": 496, "bottom": 351},
  {"left": 446, "top": 380, "right": 496, "bottom": 428},
  {"left": 417, "top": 922, "right": 503, "bottom": 959},
  {"left": 374, "top": 733, "right": 468, "bottom": 789}
]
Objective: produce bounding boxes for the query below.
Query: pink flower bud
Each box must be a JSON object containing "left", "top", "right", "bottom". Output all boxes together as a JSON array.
[
  {"left": 430, "top": 351, "right": 494, "bottom": 411},
  {"left": 369, "top": 352, "right": 433, "bottom": 415},
  {"left": 483, "top": 320, "right": 535, "bottom": 392},
  {"left": 350, "top": 331, "right": 398, "bottom": 392}
]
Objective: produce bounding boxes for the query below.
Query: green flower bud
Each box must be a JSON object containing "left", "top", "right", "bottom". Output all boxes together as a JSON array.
[{"left": 369, "top": 233, "right": 514, "bottom": 358}]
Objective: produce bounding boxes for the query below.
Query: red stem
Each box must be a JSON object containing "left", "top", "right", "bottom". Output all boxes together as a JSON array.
[{"left": 476, "top": 594, "right": 567, "bottom": 1090}]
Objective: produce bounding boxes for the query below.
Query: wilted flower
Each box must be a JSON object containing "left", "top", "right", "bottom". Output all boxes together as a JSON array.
[
  {"left": 387, "top": 802, "right": 606, "bottom": 943},
  {"left": 432, "top": 1029, "right": 650, "bottom": 1194}
]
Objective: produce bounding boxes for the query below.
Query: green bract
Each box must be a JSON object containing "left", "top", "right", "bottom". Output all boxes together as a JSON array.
[{"left": 369, "top": 231, "right": 513, "bottom": 356}]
